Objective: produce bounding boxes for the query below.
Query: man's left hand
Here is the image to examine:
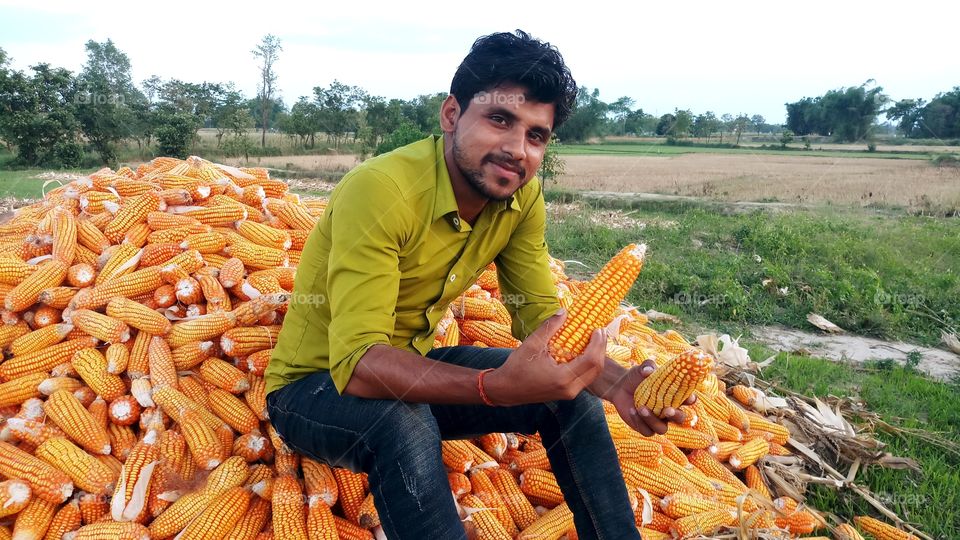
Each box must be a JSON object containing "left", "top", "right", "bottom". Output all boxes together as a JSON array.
[{"left": 607, "top": 359, "right": 696, "bottom": 437}]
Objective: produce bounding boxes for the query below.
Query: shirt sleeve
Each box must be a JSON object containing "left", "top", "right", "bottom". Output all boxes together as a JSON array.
[
  {"left": 495, "top": 179, "right": 561, "bottom": 341},
  {"left": 325, "top": 169, "right": 412, "bottom": 394}
]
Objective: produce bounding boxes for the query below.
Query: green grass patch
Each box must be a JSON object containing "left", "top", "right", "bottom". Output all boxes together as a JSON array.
[
  {"left": 0, "top": 169, "right": 62, "bottom": 200},
  {"left": 555, "top": 142, "right": 930, "bottom": 160},
  {"left": 543, "top": 194, "right": 959, "bottom": 346},
  {"left": 755, "top": 350, "right": 960, "bottom": 538}
]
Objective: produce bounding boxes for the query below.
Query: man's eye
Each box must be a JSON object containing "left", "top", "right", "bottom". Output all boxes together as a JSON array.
[{"left": 490, "top": 115, "right": 506, "bottom": 124}]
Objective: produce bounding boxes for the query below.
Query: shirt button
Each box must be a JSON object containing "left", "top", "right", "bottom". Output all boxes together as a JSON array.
[
  {"left": 450, "top": 274, "right": 457, "bottom": 282},
  {"left": 453, "top": 217, "right": 460, "bottom": 227}
]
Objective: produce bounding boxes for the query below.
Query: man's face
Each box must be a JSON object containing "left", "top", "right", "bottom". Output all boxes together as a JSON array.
[{"left": 447, "top": 84, "right": 554, "bottom": 201}]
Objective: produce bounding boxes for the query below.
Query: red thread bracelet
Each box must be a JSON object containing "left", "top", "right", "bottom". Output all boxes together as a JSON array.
[{"left": 477, "top": 368, "right": 496, "bottom": 406}]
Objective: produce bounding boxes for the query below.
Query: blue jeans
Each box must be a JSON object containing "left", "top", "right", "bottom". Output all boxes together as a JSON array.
[{"left": 266, "top": 346, "right": 640, "bottom": 540}]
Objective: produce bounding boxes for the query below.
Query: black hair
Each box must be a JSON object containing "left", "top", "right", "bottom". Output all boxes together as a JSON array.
[{"left": 450, "top": 30, "right": 577, "bottom": 129}]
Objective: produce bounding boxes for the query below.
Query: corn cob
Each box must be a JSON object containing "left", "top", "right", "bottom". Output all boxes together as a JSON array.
[
  {"left": 184, "top": 204, "right": 248, "bottom": 226},
  {"left": 11, "top": 496, "right": 57, "bottom": 540},
  {"left": 660, "top": 492, "right": 730, "bottom": 519},
  {"left": 218, "top": 257, "right": 246, "bottom": 289},
  {"left": 302, "top": 458, "right": 338, "bottom": 507},
  {"left": 68, "top": 309, "right": 130, "bottom": 343},
  {"left": 272, "top": 475, "right": 309, "bottom": 540},
  {"left": 71, "top": 348, "right": 126, "bottom": 401},
  {"left": 43, "top": 389, "right": 111, "bottom": 455},
  {"left": 633, "top": 349, "right": 714, "bottom": 416},
  {"left": 104, "top": 297, "right": 171, "bottom": 335},
  {"left": 71, "top": 521, "right": 151, "bottom": 540},
  {"left": 729, "top": 437, "right": 770, "bottom": 470},
  {"left": 460, "top": 493, "right": 513, "bottom": 540},
  {"left": 44, "top": 497, "right": 82, "bottom": 539},
  {"left": 853, "top": 516, "right": 919, "bottom": 540},
  {"left": 103, "top": 191, "right": 162, "bottom": 243},
  {"left": 0, "top": 479, "right": 31, "bottom": 518},
  {"left": 614, "top": 437, "right": 664, "bottom": 467},
  {"left": 5, "top": 259, "right": 69, "bottom": 312},
  {"left": 663, "top": 424, "right": 717, "bottom": 451},
  {"left": 332, "top": 468, "right": 366, "bottom": 525},
  {"left": 178, "top": 485, "right": 251, "bottom": 539},
  {"left": 0, "top": 256, "right": 37, "bottom": 285},
  {"left": 207, "top": 388, "right": 259, "bottom": 433},
  {"left": 71, "top": 266, "right": 164, "bottom": 311},
  {"left": 244, "top": 375, "right": 268, "bottom": 421},
  {"left": 686, "top": 450, "right": 746, "bottom": 491},
  {"left": 0, "top": 440, "right": 73, "bottom": 502},
  {"left": 200, "top": 357, "right": 250, "bottom": 393},
  {"left": 517, "top": 502, "right": 572, "bottom": 540},
  {"left": 228, "top": 497, "right": 271, "bottom": 540},
  {"left": 35, "top": 437, "right": 117, "bottom": 495},
  {"left": 0, "top": 372, "right": 45, "bottom": 408},
  {"left": 469, "top": 469, "right": 518, "bottom": 534},
  {"left": 224, "top": 241, "right": 288, "bottom": 270},
  {"left": 167, "top": 311, "right": 237, "bottom": 348},
  {"left": 461, "top": 321, "right": 520, "bottom": 348},
  {"left": 333, "top": 515, "right": 374, "bottom": 540},
  {"left": 548, "top": 244, "right": 646, "bottom": 361},
  {"left": 519, "top": 468, "right": 564, "bottom": 508},
  {"left": 235, "top": 220, "right": 292, "bottom": 250},
  {"left": 670, "top": 508, "right": 735, "bottom": 538},
  {"left": 835, "top": 522, "right": 867, "bottom": 540}
]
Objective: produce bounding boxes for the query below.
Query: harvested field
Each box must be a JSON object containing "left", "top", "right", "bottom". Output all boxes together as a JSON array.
[
  {"left": 219, "top": 153, "right": 361, "bottom": 173},
  {"left": 555, "top": 153, "right": 960, "bottom": 211}
]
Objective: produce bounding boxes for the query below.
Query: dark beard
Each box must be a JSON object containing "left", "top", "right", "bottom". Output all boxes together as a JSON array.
[{"left": 451, "top": 135, "right": 524, "bottom": 202}]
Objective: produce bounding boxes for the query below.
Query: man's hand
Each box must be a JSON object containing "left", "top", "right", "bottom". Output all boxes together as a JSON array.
[
  {"left": 484, "top": 310, "right": 606, "bottom": 406},
  {"left": 604, "top": 359, "right": 696, "bottom": 436}
]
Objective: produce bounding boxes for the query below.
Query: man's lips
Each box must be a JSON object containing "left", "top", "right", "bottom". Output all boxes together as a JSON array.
[{"left": 488, "top": 159, "right": 523, "bottom": 178}]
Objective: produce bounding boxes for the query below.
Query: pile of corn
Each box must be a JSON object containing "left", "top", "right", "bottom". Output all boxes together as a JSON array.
[{"left": 0, "top": 156, "right": 916, "bottom": 540}]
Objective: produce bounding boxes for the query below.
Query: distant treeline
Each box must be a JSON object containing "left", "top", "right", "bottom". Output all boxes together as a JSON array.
[{"left": 1, "top": 39, "right": 957, "bottom": 168}]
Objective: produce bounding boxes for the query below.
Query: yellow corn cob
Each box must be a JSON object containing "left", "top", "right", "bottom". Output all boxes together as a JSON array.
[
  {"left": 220, "top": 325, "right": 281, "bottom": 357},
  {"left": 167, "top": 311, "right": 237, "bottom": 348},
  {"left": 104, "top": 297, "right": 171, "bottom": 335},
  {"left": 486, "top": 468, "right": 539, "bottom": 530},
  {"left": 729, "top": 437, "right": 770, "bottom": 470},
  {"left": 333, "top": 515, "right": 374, "bottom": 540},
  {"left": 272, "top": 475, "right": 309, "bottom": 540},
  {"left": 101, "top": 342, "right": 129, "bottom": 376},
  {"left": 224, "top": 241, "right": 289, "bottom": 270},
  {"left": 103, "top": 191, "right": 162, "bottom": 243},
  {"left": 548, "top": 244, "right": 646, "bottom": 362},
  {"left": 448, "top": 471, "right": 471, "bottom": 499},
  {"left": 69, "top": 309, "right": 130, "bottom": 343},
  {"left": 670, "top": 508, "right": 735, "bottom": 538},
  {"left": 508, "top": 445, "right": 550, "bottom": 472},
  {"left": 460, "top": 493, "right": 513, "bottom": 540},
  {"left": 217, "top": 257, "right": 246, "bottom": 289},
  {"left": 72, "top": 521, "right": 151, "bottom": 540},
  {"left": 29, "top": 305, "right": 62, "bottom": 328},
  {"left": 633, "top": 349, "right": 714, "bottom": 416},
  {"left": 177, "top": 485, "right": 251, "bottom": 539},
  {"left": 148, "top": 488, "right": 217, "bottom": 537},
  {"left": 0, "top": 440, "right": 73, "bottom": 503},
  {"left": 469, "top": 469, "right": 518, "bottom": 534},
  {"left": 4, "top": 416, "right": 65, "bottom": 448},
  {"left": 144, "top": 335, "right": 178, "bottom": 390},
  {"left": 197, "top": 273, "right": 231, "bottom": 311},
  {"left": 0, "top": 256, "right": 37, "bottom": 285},
  {"left": 184, "top": 204, "right": 248, "bottom": 226},
  {"left": 43, "top": 389, "right": 111, "bottom": 455},
  {"left": 242, "top": 375, "right": 267, "bottom": 422},
  {"left": 834, "top": 522, "right": 867, "bottom": 540},
  {"left": 272, "top": 200, "right": 317, "bottom": 230},
  {"left": 71, "top": 266, "right": 164, "bottom": 311},
  {"left": 207, "top": 388, "right": 259, "bottom": 433},
  {"left": 621, "top": 462, "right": 699, "bottom": 499},
  {"left": 441, "top": 440, "right": 474, "bottom": 473},
  {"left": 11, "top": 496, "right": 57, "bottom": 540},
  {"left": 168, "top": 340, "right": 215, "bottom": 371},
  {"left": 0, "top": 479, "right": 31, "bottom": 518},
  {"left": 305, "top": 497, "right": 338, "bottom": 540},
  {"left": 520, "top": 468, "right": 564, "bottom": 508},
  {"left": 87, "top": 396, "right": 109, "bottom": 431},
  {"left": 230, "top": 293, "right": 289, "bottom": 326},
  {"left": 741, "top": 464, "right": 770, "bottom": 499},
  {"left": 38, "top": 287, "right": 76, "bottom": 309},
  {"left": 34, "top": 436, "right": 116, "bottom": 495},
  {"left": 146, "top": 210, "right": 202, "bottom": 230},
  {"left": 123, "top": 222, "right": 152, "bottom": 247},
  {"left": 686, "top": 450, "right": 746, "bottom": 491},
  {"left": 853, "top": 516, "right": 919, "bottom": 540},
  {"left": 663, "top": 424, "right": 717, "bottom": 451},
  {"left": 199, "top": 357, "right": 250, "bottom": 393},
  {"left": 77, "top": 490, "right": 109, "bottom": 524},
  {"left": 745, "top": 412, "right": 790, "bottom": 445},
  {"left": 776, "top": 508, "right": 824, "bottom": 535},
  {"left": 138, "top": 242, "right": 184, "bottom": 268},
  {"left": 614, "top": 437, "right": 664, "bottom": 467},
  {"left": 179, "top": 231, "right": 227, "bottom": 254},
  {"left": 76, "top": 218, "right": 111, "bottom": 254},
  {"left": 517, "top": 502, "right": 572, "bottom": 540},
  {"left": 0, "top": 319, "right": 29, "bottom": 349},
  {"left": 152, "top": 385, "right": 227, "bottom": 431},
  {"left": 227, "top": 496, "right": 271, "bottom": 540},
  {"left": 71, "top": 348, "right": 126, "bottom": 401},
  {"left": 0, "top": 372, "right": 45, "bottom": 408},
  {"left": 123, "top": 330, "right": 150, "bottom": 379},
  {"left": 302, "top": 458, "right": 338, "bottom": 507},
  {"left": 333, "top": 468, "right": 366, "bottom": 525},
  {"left": 235, "top": 220, "right": 292, "bottom": 250},
  {"left": 450, "top": 296, "right": 498, "bottom": 320},
  {"left": 110, "top": 430, "right": 160, "bottom": 522},
  {"left": 95, "top": 244, "right": 141, "bottom": 285},
  {"left": 50, "top": 207, "right": 77, "bottom": 265},
  {"left": 43, "top": 497, "right": 81, "bottom": 540},
  {"left": 460, "top": 320, "right": 520, "bottom": 348},
  {"left": 5, "top": 259, "right": 69, "bottom": 312}
]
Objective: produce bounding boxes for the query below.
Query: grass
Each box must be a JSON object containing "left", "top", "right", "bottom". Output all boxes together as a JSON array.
[
  {"left": 0, "top": 168, "right": 62, "bottom": 200},
  {"left": 543, "top": 197, "right": 959, "bottom": 536},
  {"left": 753, "top": 347, "right": 960, "bottom": 538},
  {"left": 555, "top": 142, "right": 931, "bottom": 160},
  {"left": 543, "top": 192, "right": 958, "bottom": 348}
]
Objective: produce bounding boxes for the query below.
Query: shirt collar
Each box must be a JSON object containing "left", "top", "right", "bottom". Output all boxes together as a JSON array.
[{"left": 432, "top": 135, "right": 521, "bottom": 227}]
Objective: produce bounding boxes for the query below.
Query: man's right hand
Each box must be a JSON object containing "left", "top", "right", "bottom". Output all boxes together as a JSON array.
[{"left": 484, "top": 310, "right": 606, "bottom": 406}]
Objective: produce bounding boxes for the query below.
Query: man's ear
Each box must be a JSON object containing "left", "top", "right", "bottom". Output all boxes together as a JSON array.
[{"left": 439, "top": 95, "right": 461, "bottom": 133}]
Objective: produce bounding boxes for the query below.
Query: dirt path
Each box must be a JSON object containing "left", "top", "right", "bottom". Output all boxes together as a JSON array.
[{"left": 750, "top": 325, "right": 960, "bottom": 381}]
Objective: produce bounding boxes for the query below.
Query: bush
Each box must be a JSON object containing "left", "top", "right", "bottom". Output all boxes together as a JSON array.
[
  {"left": 154, "top": 112, "right": 199, "bottom": 159},
  {"left": 51, "top": 141, "right": 84, "bottom": 168},
  {"left": 537, "top": 136, "right": 565, "bottom": 185},
  {"left": 931, "top": 153, "right": 960, "bottom": 167},
  {"left": 375, "top": 121, "right": 426, "bottom": 156}
]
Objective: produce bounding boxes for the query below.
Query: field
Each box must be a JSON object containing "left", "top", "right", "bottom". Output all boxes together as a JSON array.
[{"left": 1, "top": 140, "right": 958, "bottom": 537}]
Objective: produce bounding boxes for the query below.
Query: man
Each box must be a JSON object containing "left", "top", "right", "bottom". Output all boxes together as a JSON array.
[{"left": 266, "top": 30, "right": 685, "bottom": 539}]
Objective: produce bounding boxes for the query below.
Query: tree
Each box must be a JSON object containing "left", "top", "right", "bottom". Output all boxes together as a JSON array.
[
  {"left": 153, "top": 104, "right": 200, "bottom": 158},
  {"left": 313, "top": 80, "right": 365, "bottom": 150},
  {"left": 623, "top": 108, "right": 652, "bottom": 135},
  {"left": 692, "top": 111, "right": 719, "bottom": 141},
  {"left": 213, "top": 90, "right": 249, "bottom": 147},
  {"left": 785, "top": 83, "right": 888, "bottom": 142},
  {"left": 733, "top": 114, "right": 751, "bottom": 145},
  {"left": 751, "top": 114, "right": 766, "bottom": 134},
  {"left": 890, "top": 88, "right": 960, "bottom": 139},
  {"left": 607, "top": 96, "right": 635, "bottom": 136},
  {"left": 251, "top": 34, "right": 282, "bottom": 148},
  {"left": 655, "top": 113, "right": 676, "bottom": 136},
  {"left": 554, "top": 87, "right": 607, "bottom": 142},
  {"left": 375, "top": 120, "right": 427, "bottom": 156},
  {"left": 75, "top": 39, "right": 143, "bottom": 163},
  {"left": 400, "top": 93, "right": 446, "bottom": 135},
  {"left": 719, "top": 113, "right": 734, "bottom": 143},
  {"left": 279, "top": 96, "right": 321, "bottom": 148},
  {"left": 0, "top": 52, "right": 81, "bottom": 166},
  {"left": 886, "top": 98, "right": 924, "bottom": 137}
]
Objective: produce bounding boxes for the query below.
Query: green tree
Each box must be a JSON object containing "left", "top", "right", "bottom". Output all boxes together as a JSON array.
[
  {"left": 554, "top": 87, "right": 607, "bottom": 142},
  {"left": 213, "top": 90, "right": 249, "bottom": 148},
  {"left": 75, "top": 39, "right": 143, "bottom": 163},
  {"left": 375, "top": 120, "right": 426, "bottom": 155},
  {"left": 623, "top": 108, "right": 652, "bottom": 135},
  {"left": 279, "top": 96, "right": 321, "bottom": 148},
  {"left": 719, "top": 113, "right": 734, "bottom": 143},
  {"left": 692, "top": 111, "right": 719, "bottom": 141},
  {"left": 313, "top": 80, "right": 366, "bottom": 150},
  {"left": 733, "top": 114, "right": 751, "bottom": 145},
  {"left": 401, "top": 93, "right": 446, "bottom": 135},
  {"left": 655, "top": 113, "right": 675, "bottom": 136},
  {"left": 751, "top": 114, "right": 766, "bottom": 134},
  {"left": 607, "top": 96, "right": 635, "bottom": 136},
  {"left": 251, "top": 34, "right": 282, "bottom": 148},
  {"left": 153, "top": 105, "right": 200, "bottom": 158},
  {"left": 786, "top": 83, "right": 887, "bottom": 142},
  {"left": 886, "top": 98, "right": 924, "bottom": 137},
  {"left": 0, "top": 52, "right": 81, "bottom": 166}
]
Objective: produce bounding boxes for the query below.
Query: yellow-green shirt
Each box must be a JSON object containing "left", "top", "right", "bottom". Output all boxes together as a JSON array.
[{"left": 265, "top": 135, "right": 560, "bottom": 396}]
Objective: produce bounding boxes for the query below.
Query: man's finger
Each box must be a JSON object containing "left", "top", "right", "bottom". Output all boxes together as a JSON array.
[
  {"left": 565, "top": 328, "right": 606, "bottom": 379},
  {"left": 637, "top": 359, "right": 656, "bottom": 379},
  {"left": 639, "top": 407, "right": 669, "bottom": 435},
  {"left": 524, "top": 309, "right": 567, "bottom": 348}
]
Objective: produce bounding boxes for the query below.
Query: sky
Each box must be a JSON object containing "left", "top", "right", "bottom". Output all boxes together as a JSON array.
[{"left": 1, "top": 0, "right": 958, "bottom": 124}]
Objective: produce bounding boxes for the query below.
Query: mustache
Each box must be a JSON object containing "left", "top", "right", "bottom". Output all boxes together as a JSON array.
[{"left": 484, "top": 154, "right": 525, "bottom": 178}]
